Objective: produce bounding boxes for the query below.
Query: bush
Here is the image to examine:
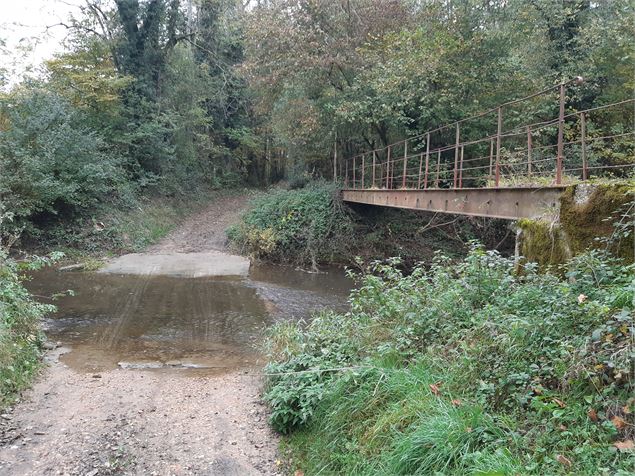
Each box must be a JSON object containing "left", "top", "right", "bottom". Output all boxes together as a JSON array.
[
  {"left": 0, "top": 248, "right": 59, "bottom": 406},
  {"left": 0, "top": 89, "right": 126, "bottom": 228},
  {"left": 264, "top": 246, "right": 635, "bottom": 474},
  {"left": 228, "top": 181, "right": 353, "bottom": 266}
]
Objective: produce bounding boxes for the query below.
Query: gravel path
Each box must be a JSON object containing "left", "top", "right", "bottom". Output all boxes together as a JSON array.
[{"left": 0, "top": 193, "right": 282, "bottom": 476}]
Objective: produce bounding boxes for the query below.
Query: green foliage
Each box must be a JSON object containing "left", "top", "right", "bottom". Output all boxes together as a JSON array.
[
  {"left": 228, "top": 182, "right": 353, "bottom": 265},
  {"left": 244, "top": 0, "right": 634, "bottom": 178},
  {"left": 265, "top": 246, "right": 635, "bottom": 474},
  {"left": 0, "top": 89, "right": 126, "bottom": 227},
  {"left": 0, "top": 248, "right": 59, "bottom": 407}
]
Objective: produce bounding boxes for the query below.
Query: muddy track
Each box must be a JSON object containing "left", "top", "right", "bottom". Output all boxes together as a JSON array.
[{"left": 0, "top": 193, "right": 282, "bottom": 476}]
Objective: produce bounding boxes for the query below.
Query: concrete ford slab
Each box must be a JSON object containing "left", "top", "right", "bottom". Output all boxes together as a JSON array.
[{"left": 99, "top": 252, "right": 251, "bottom": 277}]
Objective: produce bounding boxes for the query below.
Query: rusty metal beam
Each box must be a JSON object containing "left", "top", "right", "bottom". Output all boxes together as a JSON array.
[{"left": 341, "top": 187, "right": 566, "bottom": 220}]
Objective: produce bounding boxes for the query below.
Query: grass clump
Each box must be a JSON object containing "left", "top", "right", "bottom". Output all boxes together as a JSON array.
[
  {"left": 228, "top": 182, "right": 353, "bottom": 267},
  {"left": 0, "top": 250, "right": 59, "bottom": 407},
  {"left": 264, "top": 246, "right": 635, "bottom": 475}
]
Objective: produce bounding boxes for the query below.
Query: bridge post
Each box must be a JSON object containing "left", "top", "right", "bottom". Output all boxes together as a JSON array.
[
  {"left": 372, "top": 151, "right": 376, "bottom": 187},
  {"left": 386, "top": 146, "right": 391, "bottom": 189},
  {"left": 402, "top": 141, "right": 408, "bottom": 188},
  {"left": 489, "top": 138, "right": 494, "bottom": 182},
  {"left": 556, "top": 82, "right": 565, "bottom": 185},
  {"left": 459, "top": 146, "right": 464, "bottom": 188},
  {"left": 453, "top": 123, "right": 460, "bottom": 188},
  {"left": 435, "top": 150, "right": 441, "bottom": 188},
  {"left": 527, "top": 126, "right": 532, "bottom": 177},
  {"left": 424, "top": 132, "right": 430, "bottom": 189},
  {"left": 345, "top": 159, "right": 349, "bottom": 187},
  {"left": 361, "top": 154, "right": 365, "bottom": 189},
  {"left": 353, "top": 156, "right": 356, "bottom": 189},
  {"left": 495, "top": 107, "right": 502, "bottom": 187},
  {"left": 581, "top": 112, "right": 587, "bottom": 180}
]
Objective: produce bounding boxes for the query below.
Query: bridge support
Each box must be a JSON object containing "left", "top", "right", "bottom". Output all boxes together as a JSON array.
[{"left": 342, "top": 187, "right": 565, "bottom": 220}]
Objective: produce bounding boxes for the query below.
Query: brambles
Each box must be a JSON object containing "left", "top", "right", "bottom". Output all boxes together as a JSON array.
[
  {"left": 228, "top": 182, "right": 353, "bottom": 267},
  {"left": 0, "top": 250, "right": 60, "bottom": 407},
  {"left": 264, "top": 246, "right": 635, "bottom": 474}
]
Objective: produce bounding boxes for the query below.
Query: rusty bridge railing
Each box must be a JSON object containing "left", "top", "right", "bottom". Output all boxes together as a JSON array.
[{"left": 340, "top": 79, "right": 634, "bottom": 190}]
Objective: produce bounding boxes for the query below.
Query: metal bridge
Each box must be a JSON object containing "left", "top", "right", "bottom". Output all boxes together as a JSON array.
[{"left": 339, "top": 79, "right": 634, "bottom": 220}]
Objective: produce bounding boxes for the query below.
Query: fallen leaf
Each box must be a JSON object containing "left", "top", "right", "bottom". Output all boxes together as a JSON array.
[
  {"left": 451, "top": 399, "right": 461, "bottom": 406},
  {"left": 559, "top": 424, "right": 567, "bottom": 431},
  {"left": 556, "top": 454, "right": 572, "bottom": 467},
  {"left": 577, "top": 294, "right": 587, "bottom": 303},
  {"left": 294, "top": 471, "right": 305, "bottom": 476},
  {"left": 429, "top": 383, "right": 441, "bottom": 396},
  {"left": 587, "top": 408, "right": 598, "bottom": 422},
  {"left": 611, "top": 416, "right": 627, "bottom": 430},
  {"left": 553, "top": 398, "right": 566, "bottom": 408},
  {"left": 623, "top": 405, "right": 631, "bottom": 415},
  {"left": 613, "top": 440, "right": 634, "bottom": 452}
]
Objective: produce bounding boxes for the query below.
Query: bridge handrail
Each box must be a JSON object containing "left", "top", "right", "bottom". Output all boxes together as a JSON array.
[{"left": 339, "top": 80, "right": 634, "bottom": 190}]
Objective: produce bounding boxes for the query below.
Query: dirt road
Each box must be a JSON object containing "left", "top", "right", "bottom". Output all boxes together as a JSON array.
[{"left": 0, "top": 192, "right": 282, "bottom": 476}]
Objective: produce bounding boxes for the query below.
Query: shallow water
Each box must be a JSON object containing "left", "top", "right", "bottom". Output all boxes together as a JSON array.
[{"left": 27, "top": 263, "right": 352, "bottom": 374}]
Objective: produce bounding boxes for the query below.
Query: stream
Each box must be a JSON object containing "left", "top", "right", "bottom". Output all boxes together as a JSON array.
[{"left": 27, "top": 263, "right": 352, "bottom": 375}]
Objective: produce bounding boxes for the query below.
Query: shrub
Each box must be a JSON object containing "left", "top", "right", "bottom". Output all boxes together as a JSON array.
[
  {"left": 265, "top": 246, "right": 635, "bottom": 474},
  {"left": 228, "top": 181, "right": 353, "bottom": 266},
  {"left": 0, "top": 89, "right": 126, "bottom": 228},
  {"left": 0, "top": 248, "right": 59, "bottom": 406}
]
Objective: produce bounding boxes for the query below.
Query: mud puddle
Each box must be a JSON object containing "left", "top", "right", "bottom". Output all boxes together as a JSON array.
[{"left": 28, "top": 264, "right": 351, "bottom": 374}]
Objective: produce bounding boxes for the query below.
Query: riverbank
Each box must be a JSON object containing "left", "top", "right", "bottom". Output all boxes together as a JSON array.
[
  {"left": 263, "top": 248, "right": 635, "bottom": 475},
  {"left": 0, "top": 191, "right": 286, "bottom": 475},
  {"left": 227, "top": 182, "right": 511, "bottom": 270}
]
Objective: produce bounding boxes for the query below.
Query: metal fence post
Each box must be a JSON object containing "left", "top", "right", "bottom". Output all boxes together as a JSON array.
[
  {"left": 424, "top": 132, "right": 430, "bottom": 189},
  {"left": 495, "top": 107, "right": 502, "bottom": 187},
  {"left": 556, "top": 82, "right": 565, "bottom": 185},
  {"left": 372, "top": 150, "right": 376, "bottom": 187},
  {"left": 361, "top": 154, "right": 365, "bottom": 189},
  {"left": 386, "top": 146, "right": 391, "bottom": 189},
  {"left": 453, "top": 123, "right": 460, "bottom": 188},
  {"left": 459, "top": 146, "right": 464, "bottom": 188},
  {"left": 581, "top": 112, "right": 587, "bottom": 180},
  {"left": 402, "top": 141, "right": 408, "bottom": 188},
  {"left": 489, "top": 138, "right": 494, "bottom": 184},
  {"left": 527, "top": 126, "right": 532, "bottom": 177},
  {"left": 435, "top": 150, "right": 441, "bottom": 187},
  {"left": 352, "top": 156, "right": 356, "bottom": 189}
]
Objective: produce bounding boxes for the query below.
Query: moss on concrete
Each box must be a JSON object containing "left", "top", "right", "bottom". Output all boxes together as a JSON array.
[
  {"left": 519, "top": 181, "right": 634, "bottom": 266},
  {"left": 517, "top": 218, "right": 570, "bottom": 267},
  {"left": 559, "top": 182, "right": 634, "bottom": 261}
]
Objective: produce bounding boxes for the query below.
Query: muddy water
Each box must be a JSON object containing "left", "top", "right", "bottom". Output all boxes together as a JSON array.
[{"left": 27, "top": 264, "right": 352, "bottom": 374}]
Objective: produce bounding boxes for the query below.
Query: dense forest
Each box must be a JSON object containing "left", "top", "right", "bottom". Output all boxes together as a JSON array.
[{"left": 0, "top": 0, "right": 633, "bottom": 243}]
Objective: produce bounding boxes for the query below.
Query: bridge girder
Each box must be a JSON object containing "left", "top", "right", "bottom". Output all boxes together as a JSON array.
[{"left": 341, "top": 187, "right": 566, "bottom": 220}]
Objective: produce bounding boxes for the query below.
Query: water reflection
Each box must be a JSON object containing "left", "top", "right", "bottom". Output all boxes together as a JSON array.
[{"left": 27, "top": 265, "right": 351, "bottom": 374}]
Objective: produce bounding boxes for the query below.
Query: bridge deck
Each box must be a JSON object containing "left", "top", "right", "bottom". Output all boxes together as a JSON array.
[{"left": 342, "top": 187, "right": 566, "bottom": 220}]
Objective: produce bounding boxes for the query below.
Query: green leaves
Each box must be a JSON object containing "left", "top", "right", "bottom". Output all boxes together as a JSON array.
[
  {"left": 228, "top": 182, "right": 353, "bottom": 265},
  {"left": 264, "top": 247, "right": 634, "bottom": 474}
]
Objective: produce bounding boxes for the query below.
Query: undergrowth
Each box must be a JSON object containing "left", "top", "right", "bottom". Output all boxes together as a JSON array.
[
  {"left": 18, "top": 188, "right": 238, "bottom": 258},
  {"left": 227, "top": 182, "right": 353, "bottom": 267},
  {"left": 264, "top": 246, "right": 635, "bottom": 475},
  {"left": 0, "top": 250, "right": 60, "bottom": 407}
]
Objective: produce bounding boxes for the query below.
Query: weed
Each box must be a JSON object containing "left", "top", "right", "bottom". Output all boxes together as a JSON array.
[{"left": 264, "top": 245, "right": 635, "bottom": 474}]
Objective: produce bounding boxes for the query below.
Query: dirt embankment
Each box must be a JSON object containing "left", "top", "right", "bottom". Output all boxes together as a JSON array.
[{"left": 0, "top": 193, "right": 282, "bottom": 476}]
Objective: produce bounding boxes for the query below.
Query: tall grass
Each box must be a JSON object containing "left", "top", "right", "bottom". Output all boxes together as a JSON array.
[{"left": 265, "top": 246, "right": 635, "bottom": 475}]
